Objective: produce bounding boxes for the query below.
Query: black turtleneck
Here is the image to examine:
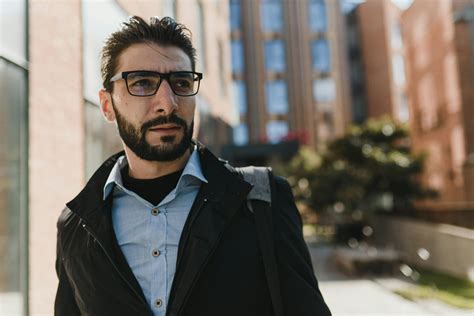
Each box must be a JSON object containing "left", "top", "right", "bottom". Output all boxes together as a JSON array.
[{"left": 121, "top": 166, "right": 184, "bottom": 206}]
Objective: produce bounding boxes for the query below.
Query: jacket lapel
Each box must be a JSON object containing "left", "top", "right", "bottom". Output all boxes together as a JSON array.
[
  {"left": 65, "top": 151, "right": 148, "bottom": 307},
  {"left": 167, "top": 144, "right": 252, "bottom": 316}
]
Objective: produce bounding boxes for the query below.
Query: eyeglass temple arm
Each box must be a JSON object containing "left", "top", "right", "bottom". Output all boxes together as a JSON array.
[{"left": 109, "top": 73, "right": 124, "bottom": 83}]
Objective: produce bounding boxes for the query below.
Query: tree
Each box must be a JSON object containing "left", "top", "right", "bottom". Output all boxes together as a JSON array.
[{"left": 274, "top": 116, "right": 436, "bottom": 216}]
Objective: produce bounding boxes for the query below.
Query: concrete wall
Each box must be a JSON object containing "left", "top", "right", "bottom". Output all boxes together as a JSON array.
[{"left": 375, "top": 215, "right": 474, "bottom": 281}]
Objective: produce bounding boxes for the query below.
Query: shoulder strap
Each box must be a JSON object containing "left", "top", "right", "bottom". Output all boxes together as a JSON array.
[{"left": 237, "top": 167, "right": 285, "bottom": 316}]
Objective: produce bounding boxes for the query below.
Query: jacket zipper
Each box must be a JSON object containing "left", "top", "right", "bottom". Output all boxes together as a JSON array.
[{"left": 81, "top": 221, "right": 151, "bottom": 314}]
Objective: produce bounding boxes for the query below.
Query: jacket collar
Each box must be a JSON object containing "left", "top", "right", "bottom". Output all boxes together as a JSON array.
[{"left": 65, "top": 141, "right": 250, "bottom": 220}]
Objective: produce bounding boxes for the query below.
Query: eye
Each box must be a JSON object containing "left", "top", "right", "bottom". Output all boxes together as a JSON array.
[
  {"left": 174, "top": 79, "right": 191, "bottom": 88},
  {"left": 130, "top": 78, "right": 154, "bottom": 88}
]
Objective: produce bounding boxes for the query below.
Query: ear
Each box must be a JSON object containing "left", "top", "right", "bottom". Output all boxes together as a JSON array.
[{"left": 99, "top": 89, "right": 116, "bottom": 122}]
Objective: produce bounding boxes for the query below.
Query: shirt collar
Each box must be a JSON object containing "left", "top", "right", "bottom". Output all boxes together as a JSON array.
[{"left": 102, "top": 146, "right": 207, "bottom": 201}]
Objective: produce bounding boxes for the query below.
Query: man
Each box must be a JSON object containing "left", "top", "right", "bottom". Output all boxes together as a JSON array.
[{"left": 55, "top": 16, "right": 331, "bottom": 316}]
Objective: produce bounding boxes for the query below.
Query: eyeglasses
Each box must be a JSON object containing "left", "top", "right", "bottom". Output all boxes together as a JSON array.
[{"left": 109, "top": 70, "right": 203, "bottom": 97}]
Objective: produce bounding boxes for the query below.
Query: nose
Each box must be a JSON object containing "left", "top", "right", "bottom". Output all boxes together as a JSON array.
[{"left": 151, "top": 79, "right": 178, "bottom": 115}]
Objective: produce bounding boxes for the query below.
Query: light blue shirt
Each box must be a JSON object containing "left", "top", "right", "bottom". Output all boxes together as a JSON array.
[{"left": 103, "top": 149, "right": 207, "bottom": 316}]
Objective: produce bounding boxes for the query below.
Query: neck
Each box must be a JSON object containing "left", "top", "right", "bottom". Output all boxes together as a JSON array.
[{"left": 124, "top": 146, "right": 191, "bottom": 179}]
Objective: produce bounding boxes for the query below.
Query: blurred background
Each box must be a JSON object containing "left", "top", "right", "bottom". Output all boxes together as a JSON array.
[{"left": 0, "top": 0, "right": 473, "bottom": 315}]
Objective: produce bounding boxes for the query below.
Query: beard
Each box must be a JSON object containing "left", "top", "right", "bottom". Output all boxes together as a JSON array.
[{"left": 111, "top": 100, "right": 193, "bottom": 162}]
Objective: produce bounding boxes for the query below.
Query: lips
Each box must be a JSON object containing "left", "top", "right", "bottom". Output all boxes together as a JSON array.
[
  {"left": 149, "top": 124, "right": 180, "bottom": 130},
  {"left": 148, "top": 124, "right": 182, "bottom": 134}
]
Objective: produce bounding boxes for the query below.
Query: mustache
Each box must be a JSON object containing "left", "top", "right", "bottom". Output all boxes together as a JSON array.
[{"left": 141, "top": 113, "right": 188, "bottom": 134}]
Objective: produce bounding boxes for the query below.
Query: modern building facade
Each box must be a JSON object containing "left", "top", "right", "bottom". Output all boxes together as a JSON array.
[
  {"left": 401, "top": 0, "right": 474, "bottom": 209},
  {"left": 0, "top": 1, "right": 233, "bottom": 315},
  {"left": 230, "top": 0, "right": 352, "bottom": 149}
]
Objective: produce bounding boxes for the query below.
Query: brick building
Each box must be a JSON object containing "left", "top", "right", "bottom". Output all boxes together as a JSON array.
[
  {"left": 401, "top": 0, "right": 474, "bottom": 209},
  {"left": 348, "top": 0, "right": 410, "bottom": 123},
  {"left": 229, "top": 0, "right": 352, "bottom": 150},
  {"left": 0, "top": 1, "right": 232, "bottom": 315}
]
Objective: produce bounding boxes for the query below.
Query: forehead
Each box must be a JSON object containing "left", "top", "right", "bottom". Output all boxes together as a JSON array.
[{"left": 116, "top": 42, "right": 192, "bottom": 72}]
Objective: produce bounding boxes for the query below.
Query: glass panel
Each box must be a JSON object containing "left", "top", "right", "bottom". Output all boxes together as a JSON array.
[
  {"left": 162, "top": 0, "right": 177, "bottom": 18},
  {"left": 264, "top": 40, "right": 286, "bottom": 72},
  {"left": 352, "top": 95, "right": 366, "bottom": 124},
  {"left": 312, "top": 39, "right": 331, "bottom": 73},
  {"left": 197, "top": 2, "right": 206, "bottom": 71},
  {"left": 0, "top": 60, "right": 27, "bottom": 316},
  {"left": 231, "top": 40, "right": 245, "bottom": 73},
  {"left": 85, "top": 102, "right": 123, "bottom": 180},
  {"left": 233, "top": 123, "right": 249, "bottom": 145},
  {"left": 266, "top": 120, "right": 289, "bottom": 143},
  {"left": 233, "top": 80, "right": 247, "bottom": 115},
  {"left": 261, "top": 0, "right": 283, "bottom": 32},
  {"left": 230, "top": 0, "right": 241, "bottom": 31},
  {"left": 265, "top": 80, "right": 289, "bottom": 114},
  {"left": 0, "top": 0, "right": 27, "bottom": 60},
  {"left": 391, "top": 22, "right": 403, "bottom": 50},
  {"left": 398, "top": 92, "right": 410, "bottom": 123},
  {"left": 392, "top": 53, "right": 406, "bottom": 86},
  {"left": 313, "top": 78, "right": 335, "bottom": 103},
  {"left": 308, "top": 0, "right": 327, "bottom": 33},
  {"left": 82, "top": 0, "right": 128, "bottom": 101}
]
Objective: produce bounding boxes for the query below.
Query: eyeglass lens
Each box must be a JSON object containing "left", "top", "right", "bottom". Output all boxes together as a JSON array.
[{"left": 126, "top": 71, "right": 199, "bottom": 96}]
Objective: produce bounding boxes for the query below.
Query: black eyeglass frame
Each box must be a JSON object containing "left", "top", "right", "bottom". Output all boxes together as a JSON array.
[{"left": 109, "top": 70, "right": 203, "bottom": 97}]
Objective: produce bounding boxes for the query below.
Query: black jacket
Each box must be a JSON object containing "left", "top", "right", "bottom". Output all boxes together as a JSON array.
[{"left": 55, "top": 144, "right": 331, "bottom": 316}]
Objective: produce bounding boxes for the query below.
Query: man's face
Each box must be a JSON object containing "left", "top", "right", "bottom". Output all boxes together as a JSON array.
[{"left": 102, "top": 43, "right": 196, "bottom": 162}]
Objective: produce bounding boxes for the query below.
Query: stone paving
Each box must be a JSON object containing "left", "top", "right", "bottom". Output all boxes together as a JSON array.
[{"left": 308, "top": 243, "right": 474, "bottom": 316}]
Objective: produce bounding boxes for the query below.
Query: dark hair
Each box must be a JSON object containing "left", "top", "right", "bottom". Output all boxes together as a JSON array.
[{"left": 101, "top": 16, "right": 196, "bottom": 91}]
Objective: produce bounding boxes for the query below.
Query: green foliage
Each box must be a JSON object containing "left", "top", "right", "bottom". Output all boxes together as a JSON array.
[
  {"left": 395, "top": 269, "right": 474, "bottom": 309},
  {"left": 275, "top": 116, "right": 436, "bottom": 214}
]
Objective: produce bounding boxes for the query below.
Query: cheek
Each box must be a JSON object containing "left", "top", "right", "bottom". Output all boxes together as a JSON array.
[{"left": 178, "top": 99, "right": 195, "bottom": 124}]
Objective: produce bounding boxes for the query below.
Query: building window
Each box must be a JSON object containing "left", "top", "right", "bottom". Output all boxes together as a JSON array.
[
  {"left": 233, "top": 123, "right": 249, "bottom": 145},
  {"left": 311, "top": 39, "right": 331, "bottom": 73},
  {"left": 392, "top": 53, "right": 406, "bottom": 86},
  {"left": 83, "top": 0, "right": 126, "bottom": 176},
  {"left": 264, "top": 40, "right": 286, "bottom": 72},
  {"left": 391, "top": 22, "right": 403, "bottom": 50},
  {"left": 197, "top": 2, "right": 207, "bottom": 71},
  {"left": 162, "top": 0, "right": 177, "bottom": 18},
  {"left": 352, "top": 95, "right": 366, "bottom": 124},
  {"left": 397, "top": 92, "right": 410, "bottom": 123},
  {"left": 231, "top": 40, "right": 245, "bottom": 73},
  {"left": 260, "top": 0, "right": 283, "bottom": 33},
  {"left": 230, "top": 0, "right": 241, "bottom": 32},
  {"left": 0, "top": 0, "right": 27, "bottom": 61},
  {"left": 0, "top": 59, "right": 28, "bottom": 316},
  {"left": 313, "top": 78, "right": 336, "bottom": 103},
  {"left": 233, "top": 80, "right": 247, "bottom": 115},
  {"left": 218, "top": 42, "right": 226, "bottom": 96},
  {"left": 308, "top": 0, "right": 327, "bottom": 33},
  {"left": 82, "top": 0, "right": 128, "bottom": 101},
  {"left": 0, "top": 2, "right": 28, "bottom": 314},
  {"left": 85, "top": 102, "right": 122, "bottom": 179},
  {"left": 266, "top": 120, "right": 289, "bottom": 143},
  {"left": 265, "top": 80, "right": 289, "bottom": 114}
]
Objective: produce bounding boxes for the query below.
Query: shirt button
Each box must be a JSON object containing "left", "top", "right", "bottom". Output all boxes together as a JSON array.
[
  {"left": 152, "top": 249, "right": 161, "bottom": 257},
  {"left": 151, "top": 208, "right": 159, "bottom": 216},
  {"left": 154, "top": 298, "right": 163, "bottom": 308}
]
